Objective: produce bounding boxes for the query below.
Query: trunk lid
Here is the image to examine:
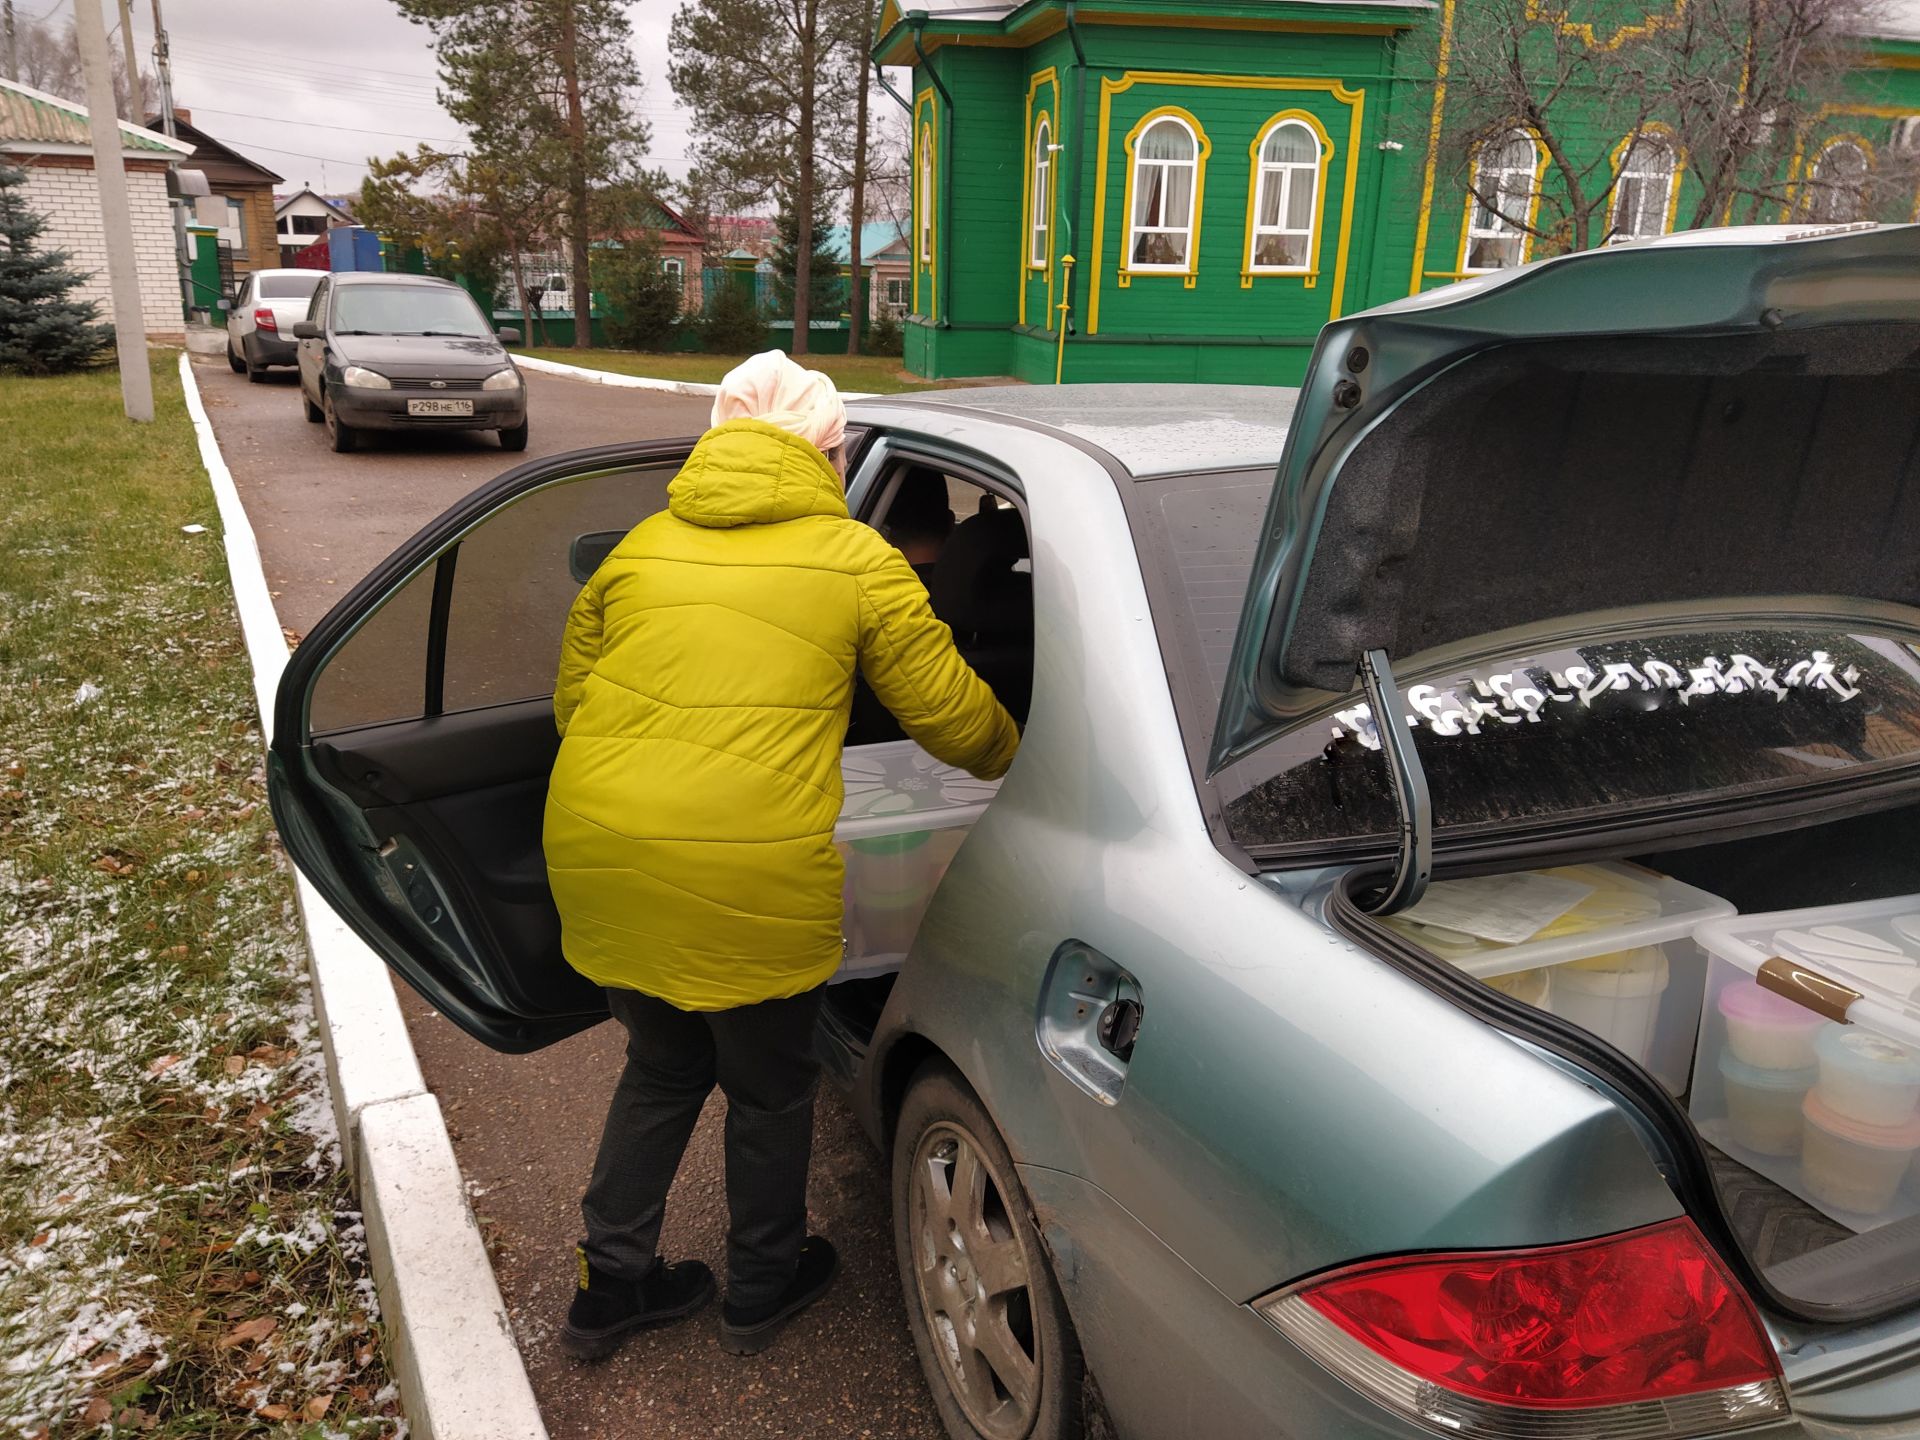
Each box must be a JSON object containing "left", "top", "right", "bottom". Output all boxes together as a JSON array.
[{"left": 1210, "top": 224, "right": 1920, "bottom": 803}]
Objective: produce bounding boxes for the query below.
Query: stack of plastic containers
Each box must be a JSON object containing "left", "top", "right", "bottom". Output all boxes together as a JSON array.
[
  {"left": 1695, "top": 898, "right": 1920, "bottom": 1228},
  {"left": 832, "top": 739, "right": 1003, "bottom": 981},
  {"left": 1382, "top": 863, "right": 1735, "bottom": 1095}
]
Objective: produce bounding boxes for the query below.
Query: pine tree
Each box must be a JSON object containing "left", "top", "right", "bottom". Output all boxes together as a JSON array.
[
  {"left": 770, "top": 182, "right": 840, "bottom": 340},
  {"left": 0, "top": 161, "right": 112, "bottom": 375}
]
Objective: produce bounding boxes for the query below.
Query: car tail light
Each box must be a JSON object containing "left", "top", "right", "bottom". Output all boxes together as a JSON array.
[
  {"left": 1257, "top": 1219, "right": 1788, "bottom": 1437},
  {"left": 254, "top": 307, "right": 278, "bottom": 332}
]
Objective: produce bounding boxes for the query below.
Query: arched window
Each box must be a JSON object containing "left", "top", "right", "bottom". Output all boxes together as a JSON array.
[
  {"left": 1128, "top": 115, "right": 1200, "bottom": 272},
  {"left": 1809, "top": 140, "right": 1871, "bottom": 224},
  {"left": 1612, "top": 134, "right": 1677, "bottom": 241},
  {"left": 918, "top": 123, "right": 934, "bottom": 264},
  {"left": 1029, "top": 115, "right": 1052, "bottom": 268},
  {"left": 1464, "top": 129, "right": 1539, "bottom": 272},
  {"left": 1249, "top": 118, "right": 1321, "bottom": 272}
]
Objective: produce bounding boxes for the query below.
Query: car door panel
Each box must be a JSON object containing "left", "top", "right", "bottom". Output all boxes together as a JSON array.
[{"left": 271, "top": 441, "right": 700, "bottom": 1051}]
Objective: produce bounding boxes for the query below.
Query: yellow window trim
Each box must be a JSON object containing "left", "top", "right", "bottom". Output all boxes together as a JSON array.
[
  {"left": 1523, "top": 0, "right": 1689, "bottom": 51},
  {"left": 1019, "top": 66, "right": 1060, "bottom": 329},
  {"left": 1088, "top": 71, "right": 1366, "bottom": 334},
  {"left": 1241, "top": 109, "right": 1334, "bottom": 288},
  {"left": 1606, "top": 123, "right": 1686, "bottom": 240},
  {"left": 1454, "top": 128, "right": 1551, "bottom": 276},
  {"left": 1788, "top": 130, "right": 1878, "bottom": 221},
  {"left": 913, "top": 90, "right": 937, "bottom": 323},
  {"left": 1118, "top": 105, "right": 1212, "bottom": 289}
]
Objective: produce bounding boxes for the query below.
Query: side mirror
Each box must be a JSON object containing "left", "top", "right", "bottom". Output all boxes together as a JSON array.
[
  {"left": 496, "top": 327, "right": 522, "bottom": 345},
  {"left": 569, "top": 530, "right": 626, "bottom": 585},
  {"left": 292, "top": 321, "right": 320, "bottom": 340}
]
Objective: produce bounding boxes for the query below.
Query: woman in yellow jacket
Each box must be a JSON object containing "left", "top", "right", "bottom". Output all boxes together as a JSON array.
[{"left": 546, "top": 352, "right": 1019, "bottom": 1361}]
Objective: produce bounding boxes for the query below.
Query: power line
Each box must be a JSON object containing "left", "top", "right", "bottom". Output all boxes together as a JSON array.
[
  {"left": 183, "top": 104, "right": 468, "bottom": 146},
  {"left": 168, "top": 34, "right": 445, "bottom": 85}
]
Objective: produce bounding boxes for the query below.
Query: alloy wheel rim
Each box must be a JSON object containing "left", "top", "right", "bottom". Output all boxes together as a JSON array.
[{"left": 908, "top": 1121, "right": 1042, "bottom": 1439}]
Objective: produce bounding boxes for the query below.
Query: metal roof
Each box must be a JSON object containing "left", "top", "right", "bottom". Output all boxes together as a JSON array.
[{"left": 0, "top": 77, "right": 191, "bottom": 157}]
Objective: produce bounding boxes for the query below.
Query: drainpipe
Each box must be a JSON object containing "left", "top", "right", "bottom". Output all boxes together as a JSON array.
[
  {"left": 874, "top": 54, "right": 913, "bottom": 114},
  {"left": 910, "top": 16, "right": 955, "bottom": 329},
  {"left": 1059, "top": 1, "right": 1088, "bottom": 350}
]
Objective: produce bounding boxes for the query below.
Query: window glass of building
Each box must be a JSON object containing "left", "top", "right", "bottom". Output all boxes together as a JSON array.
[
  {"left": 1809, "top": 140, "right": 1871, "bottom": 224},
  {"left": 1130, "top": 117, "right": 1200, "bottom": 271},
  {"left": 1030, "top": 117, "right": 1052, "bottom": 267},
  {"left": 1465, "top": 130, "right": 1539, "bottom": 272},
  {"left": 1612, "top": 135, "right": 1677, "bottom": 242},
  {"left": 1250, "top": 120, "right": 1319, "bottom": 271}
]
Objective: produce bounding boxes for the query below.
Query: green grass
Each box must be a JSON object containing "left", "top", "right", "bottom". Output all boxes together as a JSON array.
[
  {"left": 0, "top": 358, "right": 400, "bottom": 1438},
  {"left": 520, "top": 345, "right": 945, "bottom": 394}
]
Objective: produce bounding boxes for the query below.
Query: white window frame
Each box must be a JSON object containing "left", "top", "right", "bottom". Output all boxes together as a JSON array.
[
  {"left": 662, "top": 257, "right": 685, "bottom": 279},
  {"left": 1610, "top": 134, "right": 1678, "bottom": 243},
  {"left": 918, "top": 124, "right": 934, "bottom": 265},
  {"left": 1126, "top": 115, "right": 1201, "bottom": 275},
  {"left": 1029, "top": 115, "right": 1053, "bottom": 269},
  {"left": 885, "top": 277, "right": 908, "bottom": 307},
  {"left": 1809, "top": 139, "right": 1871, "bottom": 224},
  {"left": 1248, "top": 118, "right": 1321, "bottom": 275},
  {"left": 1464, "top": 129, "right": 1540, "bottom": 274}
]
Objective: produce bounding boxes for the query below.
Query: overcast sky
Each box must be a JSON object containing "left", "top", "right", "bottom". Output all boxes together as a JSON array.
[{"left": 119, "top": 0, "right": 699, "bottom": 195}]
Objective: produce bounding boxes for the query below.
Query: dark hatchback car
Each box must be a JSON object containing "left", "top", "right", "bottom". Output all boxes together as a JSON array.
[{"left": 293, "top": 273, "right": 527, "bottom": 455}]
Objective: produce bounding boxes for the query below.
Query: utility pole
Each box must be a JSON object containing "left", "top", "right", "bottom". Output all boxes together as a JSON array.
[
  {"left": 117, "top": 0, "right": 143, "bottom": 122},
  {"left": 75, "top": 0, "right": 152, "bottom": 421},
  {"left": 150, "top": 0, "right": 175, "bottom": 137},
  {"left": 4, "top": 0, "right": 17, "bottom": 85}
]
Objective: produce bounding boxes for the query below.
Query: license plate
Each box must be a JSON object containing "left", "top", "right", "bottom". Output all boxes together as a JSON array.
[{"left": 406, "top": 398, "right": 473, "bottom": 417}]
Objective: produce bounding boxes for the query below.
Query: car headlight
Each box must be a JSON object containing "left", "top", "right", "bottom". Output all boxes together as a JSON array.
[
  {"left": 481, "top": 367, "right": 522, "bottom": 391},
  {"left": 341, "top": 366, "right": 391, "bottom": 390}
]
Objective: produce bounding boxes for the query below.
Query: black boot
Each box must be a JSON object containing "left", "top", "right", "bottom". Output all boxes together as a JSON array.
[
  {"left": 718, "top": 1234, "right": 839, "bottom": 1355},
  {"left": 561, "top": 1248, "right": 716, "bottom": 1361}
]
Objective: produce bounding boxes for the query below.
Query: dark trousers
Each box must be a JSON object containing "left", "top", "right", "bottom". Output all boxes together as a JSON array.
[{"left": 580, "top": 984, "right": 825, "bottom": 1310}]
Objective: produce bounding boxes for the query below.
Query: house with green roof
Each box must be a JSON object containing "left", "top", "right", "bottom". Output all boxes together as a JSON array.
[
  {"left": 875, "top": 0, "right": 1920, "bottom": 384},
  {"left": 1, "top": 76, "right": 192, "bottom": 341}
]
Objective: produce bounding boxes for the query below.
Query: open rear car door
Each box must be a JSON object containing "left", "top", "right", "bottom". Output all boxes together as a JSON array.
[{"left": 268, "top": 441, "right": 697, "bottom": 1052}]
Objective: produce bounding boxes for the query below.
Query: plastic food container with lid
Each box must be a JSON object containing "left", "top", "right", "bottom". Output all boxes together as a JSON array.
[
  {"left": 1382, "top": 863, "right": 1733, "bottom": 1094},
  {"left": 833, "top": 740, "right": 1001, "bottom": 981},
  {"left": 1800, "top": 1091, "right": 1920, "bottom": 1217},
  {"left": 1717, "top": 1054, "right": 1817, "bottom": 1156},
  {"left": 1693, "top": 895, "right": 1920, "bottom": 1230}
]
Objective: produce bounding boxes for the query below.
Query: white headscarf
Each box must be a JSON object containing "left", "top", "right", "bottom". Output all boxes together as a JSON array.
[{"left": 710, "top": 350, "right": 847, "bottom": 457}]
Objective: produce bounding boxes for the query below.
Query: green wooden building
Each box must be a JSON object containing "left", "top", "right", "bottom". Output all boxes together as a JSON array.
[{"left": 875, "top": 0, "right": 1920, "bottom": 384}]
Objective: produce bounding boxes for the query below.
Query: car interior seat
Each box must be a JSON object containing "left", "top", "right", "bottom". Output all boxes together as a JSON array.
[{"left": 927, "top": 506, "right": 1034, "bottom": 723}]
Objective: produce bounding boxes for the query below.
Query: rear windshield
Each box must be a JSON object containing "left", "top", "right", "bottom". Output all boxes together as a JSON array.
[
  {"left": 259, "top": 274, "right": 323, "bottom": 299},
  {"left": 332, "top": 284, "right": 491, "bottom": 338},
  {"left": 1135, "top": 476, "right": 1920, "bottom": 858}
]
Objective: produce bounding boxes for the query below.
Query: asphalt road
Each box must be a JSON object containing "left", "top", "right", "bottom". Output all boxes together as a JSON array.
[{"left": 192, "top": 353, "right": 945, "bottom": 1439}]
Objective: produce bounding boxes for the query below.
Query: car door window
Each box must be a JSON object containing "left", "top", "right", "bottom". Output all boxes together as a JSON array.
[{"left": 305, "top": 280, "right": 328, "bottom": 325}]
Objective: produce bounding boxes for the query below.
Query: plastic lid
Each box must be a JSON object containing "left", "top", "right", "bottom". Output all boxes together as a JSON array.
[
  {"left": 1718, "top": 980, "right": 1828, "bottom": 1029},
  {"left": 1815, "top": 1024, "right": 1920, "bottom": 1086},
  {"left": 1718, "top": 1052, "right": 1817, "bottom": 1091},
  {"left": 1803, "top": 1087, "right": 1920, "bottom": 1147}
]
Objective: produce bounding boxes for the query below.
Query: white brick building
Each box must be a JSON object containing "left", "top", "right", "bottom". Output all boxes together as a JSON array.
[{"left": 2, "top": 78, "right": 192, "bottom": 342}]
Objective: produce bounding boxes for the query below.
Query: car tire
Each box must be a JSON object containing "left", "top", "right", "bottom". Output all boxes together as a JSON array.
[
  {"left": 325, "top": 395, "right": 358, "bottom": 454},
  {"left": 302, "top": 389, "right": 323, "bottom": 423},
  {"left": 498, "top": 419, "right": 529, "bottom": 452},
  {"left": 893, "top": 1061, "right": 1085, "bottom": 1440},
  {"left": 227, "top": 342, "right": 245, "bottom": 374}
]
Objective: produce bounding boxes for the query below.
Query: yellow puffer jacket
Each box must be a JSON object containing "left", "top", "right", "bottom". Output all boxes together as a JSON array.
[{"left": 543, "top": 418, "right": 1020, "bottom": 1010}]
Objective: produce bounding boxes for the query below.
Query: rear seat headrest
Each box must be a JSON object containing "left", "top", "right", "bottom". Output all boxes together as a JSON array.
[{"left": 930, "top": 507, "right": 1032, "bottom": 639}]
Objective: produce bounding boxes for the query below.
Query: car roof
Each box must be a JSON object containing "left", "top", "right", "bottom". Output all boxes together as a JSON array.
[
  {"left": 327, "top": 272, "right": 461, "bottom": 286},
  {"left": 250, "top": 267, "right": 324, "bottom": 278},
  {"left": 866, "top": 383, "right": 1297, "bottom": 478}
]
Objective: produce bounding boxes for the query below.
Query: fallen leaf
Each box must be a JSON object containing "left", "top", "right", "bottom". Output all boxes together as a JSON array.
[
  {"left": 218, "top": 1316, "right": 275, "bottom": 1349},
  {"left": 304, "top": 1394, "right": 332, "bottom": 1420},
  {"left": 82, "top": 1397, "right": 110, "bottom": 1424},
  {"left": 255, "top": 1403, "right": 291, "bottom": 1421},
  {"left": 90, "top": 1351, "right": 120, "bottom": 1371},
  {"left": 29, "top": 1232, "right": 48, "bottom": 1247},
  {"left": 161, "top": 945, "right": 188, "bottom": 960},
  {"left": 222, "top": 1055, "right": 244, "bottom": 1077},
  {"left": 247, "top": 1044, "right": 286, "bottom": 1064},
  {"left": 182, "top": 807, "right": 206, "bottom": 821},
  {"left": 147, "top": 1054, "right": 181, "bottom": 1077},
  {"left": 242, "top": 1103, "right": 273, "bottom": 1129}
]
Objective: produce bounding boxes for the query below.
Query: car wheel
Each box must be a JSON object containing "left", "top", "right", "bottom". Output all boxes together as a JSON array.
[
  {"left": 325, "top": 395, "right": 358, "bottom": 454},
  {"left": 498, "top": 419, "right": 529, "bottom": 452},
  {"left": 894, "top": 1062, "right": 1084, "bottom": 1440},
  {"left": 303, "top": 389, "right": 323, "bottom": 423},
  {"left": 227, "top": 342, "right": 245, "bottom": 374}
]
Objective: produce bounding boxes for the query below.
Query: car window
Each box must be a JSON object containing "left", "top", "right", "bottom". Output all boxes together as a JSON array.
[
  {"left": 310, "top": 461, "right": 682, "bottom": 734},
  {"left": 306, "top": 281, "right": 328, "bottom": 324},
  {"left": 260, "top": 273, "right": 323, "bottom": 300},
  {"left": 234, "top": 278, "right": 251, "bottom": 307},
  {"left": 332, "top": 284, "right": 491, "bottom": 337}
]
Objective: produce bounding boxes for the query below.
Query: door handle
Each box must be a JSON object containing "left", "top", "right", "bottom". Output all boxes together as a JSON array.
[{"left": 1036, "top": 941, "right": 1143, "bottom": 1105}]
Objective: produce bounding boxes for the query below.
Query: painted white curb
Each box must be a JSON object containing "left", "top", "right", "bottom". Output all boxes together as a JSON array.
[
  {"left": 514, "top": 350, "right": 876, "bottom": 402},
  {"left": 179, "top": 354, "right": 550, "bottom": 1440}
]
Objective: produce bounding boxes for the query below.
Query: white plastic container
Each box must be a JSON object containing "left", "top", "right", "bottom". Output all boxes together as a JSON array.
[
  {"left": 832, "top": 740, "right": 1001, "bottom": 982},
  {"left": 1694, "top": 896, "right": 1920, "bottom": 1230},
  {"left": 1718, "top": 1053, "right": 1817, "bottom": 1156},
  {"left": 1383, "top": 863, "right": 1734, "bottom": 1094}
]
